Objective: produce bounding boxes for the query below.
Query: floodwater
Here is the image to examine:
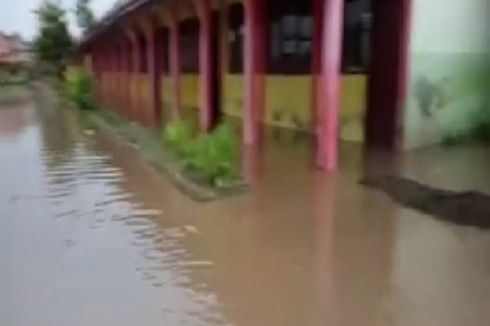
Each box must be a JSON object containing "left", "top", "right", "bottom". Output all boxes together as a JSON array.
[{"left": 1, "top": 97, "right": 490, "bottom": 326}]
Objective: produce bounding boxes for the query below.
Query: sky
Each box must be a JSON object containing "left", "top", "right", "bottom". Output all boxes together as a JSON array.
[{"left": 0, "top": 0, "right": 116, "bottom": 40}]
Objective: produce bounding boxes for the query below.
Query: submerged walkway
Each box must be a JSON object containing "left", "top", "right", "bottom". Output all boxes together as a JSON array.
[{"left": 1, "top": 97, "right": 490, "bottom": 326}]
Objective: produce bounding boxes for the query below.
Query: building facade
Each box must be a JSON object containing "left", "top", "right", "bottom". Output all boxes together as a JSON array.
[
  {"left": 0, "top": 32, "right": 32, "bottom": 67},
  {"left": 79, "top": 0, "right": 490, "bottom": 170}
]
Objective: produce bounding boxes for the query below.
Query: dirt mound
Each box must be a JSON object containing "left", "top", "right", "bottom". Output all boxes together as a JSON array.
[{"left": 362, "top": 176, "right": 490, "bottom": 229}]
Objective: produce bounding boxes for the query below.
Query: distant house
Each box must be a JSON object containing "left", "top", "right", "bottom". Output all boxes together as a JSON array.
[{"left": 0, "top": 32, "right": 33, "bottom": 67}]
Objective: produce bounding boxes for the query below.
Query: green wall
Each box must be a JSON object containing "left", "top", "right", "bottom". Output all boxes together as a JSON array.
[{"left": 404, "top": 0, "right": 490, "bottom": 149}]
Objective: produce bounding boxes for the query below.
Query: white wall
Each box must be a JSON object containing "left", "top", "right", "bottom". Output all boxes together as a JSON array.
[
  {"left": 410, "top": 0, "right": 490, "bottom": 54},
  {"left": 404, "top": 0, "right": 490, "bottom": 149}
]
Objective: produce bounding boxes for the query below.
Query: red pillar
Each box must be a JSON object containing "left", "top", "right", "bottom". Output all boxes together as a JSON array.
[
  {"left": 100, "top": 45, "right": 107, "bottom": 108},
  {"left": 243, "top": 0, "right": 266, "bottom": 145},
  {"left": 169, "top": 16, "right": 181, "bottom": 120},
  {"left": 145, "top": 20, "right": 163, "bottom": 128},
  {"left": 366, "top": 0, "right": 411, "bottom": 150},
  {"left": 120, "top": 37, "right": 132, "bottom": 120},
  {"left": 128, "top": 31, "right": 140, "bottom": 121},
  {"left": 116, "top": 40, "right": 124, "bottom": 115},
  {"left": 317, "top": 0, "right": 344, "bottom": 171},
  {"left": 194, "top": 0, "right": 214, "bottom": 132},
  {"left": 111, "top": 44, "right": 117, "bottom": 109},
  {"left": 92, "top": 47, "right": 100, "bottom": 103},
  {"left": 107, "top": 45, "right": 114, "bottom": 109},
  {"left": 312, "top": 0, "right": 325, "bottom": 140},
  {"left": 105, "top": 45, "right": 111, "bottom": 108},
  {"left": 104, "top": 45, "right": 111, "bottom": 108}
]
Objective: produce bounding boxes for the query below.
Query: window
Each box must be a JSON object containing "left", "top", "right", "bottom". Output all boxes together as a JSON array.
[
  {"left": 228, "top": 3, "right": 244, "bottom": 73},
  {"left": 179, "top": 19, "right": 199, "bottom": 73},
  {"left": 342, "top": 0, "right": 371, "bottom": 73},
  {"left": 267, "top": 1, "right": 312, "bottom": 75},
  {"left": 158, "top": 27, "right": 170, "bottom": 74}
]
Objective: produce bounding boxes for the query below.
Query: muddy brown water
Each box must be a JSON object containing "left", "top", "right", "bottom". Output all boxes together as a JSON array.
[
  {"left": 1, "top": 98, "right": 490, "bottom": 326},
  {"left": 362, "top": 176, "right": 490, "bottom": 229}
]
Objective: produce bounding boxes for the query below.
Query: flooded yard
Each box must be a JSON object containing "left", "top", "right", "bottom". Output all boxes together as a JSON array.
[{"left": 1, "top": 96, "right": 490, "bottom": 326}]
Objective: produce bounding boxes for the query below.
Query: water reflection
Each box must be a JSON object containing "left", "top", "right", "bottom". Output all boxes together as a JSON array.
[
  {"left": 0, "top": 102, "right": 36, "bottom": 139},
  {"left": 1, "top": 99, "right": 490, "bottom": 326}
]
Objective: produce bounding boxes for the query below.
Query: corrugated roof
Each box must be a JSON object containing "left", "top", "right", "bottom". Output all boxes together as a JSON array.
[{"left": 80, "top": 0, "right": 158, "bottom": 47}]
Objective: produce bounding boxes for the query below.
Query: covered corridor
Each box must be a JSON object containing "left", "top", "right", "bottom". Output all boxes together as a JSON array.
[{"left": 80, "top": 0, "right": 411, "bottom": 170}]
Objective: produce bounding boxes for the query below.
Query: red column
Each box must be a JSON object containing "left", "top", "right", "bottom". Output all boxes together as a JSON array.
[
  {"left": 243, "top": 0, "right": 266, "bottom": 145},
  {"left": 92, "top": 47, "right": 100, "bottom": 103},
  {"left": 194, "top": 0, "right": 214, "bottom": 132},
  {"left": 107, "top": 45, "right": 114, "bottom": 109},
  {"left": 105, "top": 45, "right": 111, "bottom": 108},
  {"left": 145, "top": 20, "right": 163, "bottom": 128},
  {"left": 115, "top": 40, "right": 124, "bottom": 115},
  {"left": 111, "top": 45, "right": 117, "bottom": 109},
  {"left": 123, "top": 39, "right": 132, "bottom": 119},
  {"left": 100, "top": 45, "right": 107, "bottom": 108},
  {"left": 312, "top": 0, "right": 325, "bottom": 141},
  {"left": 317, "top": 0, "right": 344, "bottom": 170},
  {"left": 366, "top": 0, "right": 411, "bottom": 150},
  {"left": 128, "top": 31, "right": 140, "bottom": 121},
  {"left": 169, "top": 16, "right": 181, "bottom": 120},
  {"left": 118, "top": 38, "right": 129, "bottom": 119}
]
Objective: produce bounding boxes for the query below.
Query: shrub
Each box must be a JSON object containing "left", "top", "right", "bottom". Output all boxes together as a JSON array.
[
  {"left": 65, "top": 66, "right": 96, "bottom": 110},
  {"left": 162, "top": 121, "right": 239, "bottom": 187},
  {"left": 161, "top": 119, "right": 195, "bottom": 156},
  {"left": 185, "top": 124, "right": 238, "bottom": 186},
  {"left": 442, "top": 103, "right": 490, "bottom": 146},
  {"left": 471, "top": 103, "right": 490, "bottom": 143}
]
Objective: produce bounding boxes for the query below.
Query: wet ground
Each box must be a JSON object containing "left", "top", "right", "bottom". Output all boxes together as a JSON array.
[{"left": 1, "top": 97, "right": 490, "bottom": 326}]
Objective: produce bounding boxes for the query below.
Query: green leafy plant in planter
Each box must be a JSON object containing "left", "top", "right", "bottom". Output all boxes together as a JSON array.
[
  {"left": 161, "top": 119, "right": 195, "bottom": 156},
  {"left": 185, "top": 124, "right": 238, "bottom": 187},
  {"left": 162, "top": 120, "right": 239, "bottom": 187},
  {"left": 65, "top": 66, "right": 96, "bottom": 111}
]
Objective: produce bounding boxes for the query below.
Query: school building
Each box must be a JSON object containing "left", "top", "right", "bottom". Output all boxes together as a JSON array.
[{"left": 78, "top": 0, "right": 490, "bottom": 170}]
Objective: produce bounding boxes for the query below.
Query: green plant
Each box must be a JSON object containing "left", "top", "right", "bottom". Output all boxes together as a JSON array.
[
  {"left": 185, "top": 124, "right": 238, "bottom": 187},
  {"left": 470, "top": 103, "right": 490, "bottom": 143},
  {"left": 65, "top": 66, "right": 96, "bottom": 110},
  {"left": 33, "top": 1, "right": 73, "bottom": 76},
  {"left": 161, "top": 119, "right": 195, "bottom": 155},
  {"left": 442, "top": 102, "right": 490, "bottom": 146},
  {"left": 162, "top": 121, "right": 239, "bottom": 187},
  {"left": 75, "top": 0, "right": 96, "bottom": 35}
]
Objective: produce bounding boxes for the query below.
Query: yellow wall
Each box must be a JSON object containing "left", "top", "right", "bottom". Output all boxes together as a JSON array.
[
  {"left": 222, "top": 74, "right": 244, "bottom": 118},
  {"left": 264, "top": 76, "right": 312, "bottom": 130},
  {"left": 161, "top": 75, "right": 172, "bottom": 118},
  {"left": 221, "top": 73, "right": 367, "bottom": 142},
  {"left": 180, "top": 74, "right": 199, "bottom": 111},
  {"left": 339, "top": 75, "right": 367, "bottom": 142},
  {"left": 107, "top": 71, "right": 365, "bottom": 142},
  {"left": 138, "top": 73, "right": 149, "bottom": 113},
  {"left": 159, "top": 74, "right": 199, "bottom": 124},
  {"left": 121, "top": 72, "right": 149, "bottom": 120}
]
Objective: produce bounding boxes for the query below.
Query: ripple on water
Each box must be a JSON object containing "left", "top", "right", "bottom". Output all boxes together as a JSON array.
[{"left": 36, "top": 122, "right": 228, "bottom": 325}]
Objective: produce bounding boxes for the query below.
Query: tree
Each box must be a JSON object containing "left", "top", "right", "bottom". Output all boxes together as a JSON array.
[
  {"left": 75, "top": 0, "right": 96, "bottom": 34},
  {"left": 33, "top": 1, "right": 73, "bottom": 75}
]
